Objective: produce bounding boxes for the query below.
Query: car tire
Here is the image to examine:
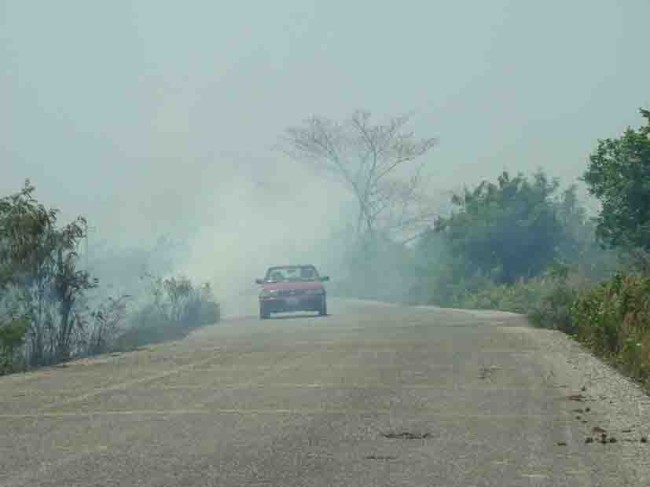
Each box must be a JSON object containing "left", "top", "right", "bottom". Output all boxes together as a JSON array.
[
  {"left": 260, "top": 305, "right": 270, "bottom": 320},
  {"left": 318, "top": 298, "right": 327, "bottom": 316}
]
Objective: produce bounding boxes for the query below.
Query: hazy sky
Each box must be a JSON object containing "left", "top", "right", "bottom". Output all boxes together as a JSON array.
[{"left": 2, "top": 0, "right": 649, "bottom": 296}]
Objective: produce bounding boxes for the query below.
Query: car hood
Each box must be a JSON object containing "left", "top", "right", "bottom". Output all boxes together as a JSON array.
[{"left": 262, "top": 281, "right": 324, "bottom": 292}]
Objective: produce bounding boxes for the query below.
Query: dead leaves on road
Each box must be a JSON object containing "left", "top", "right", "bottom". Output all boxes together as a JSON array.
[
  {"left": 365, "top": 455, "right": 398, "bottom": 461},
  {"left": 561, "top": 389, "right": 648, "bottom": 446},
  {"left": 566, "top": 393, "right": 586, "bottom": 402},
  {"left": 478, "top": 366, "right": 498, "bottom": 380},
  {"left": 381, "top": 431, "right": 432, "bottom": 440}
]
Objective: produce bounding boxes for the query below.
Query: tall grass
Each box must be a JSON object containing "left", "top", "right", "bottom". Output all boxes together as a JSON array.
[{"left": 572, "top": 273, "right": 650, "bottom": 387}]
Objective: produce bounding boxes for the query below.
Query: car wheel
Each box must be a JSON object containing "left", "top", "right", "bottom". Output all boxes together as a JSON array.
[
  {"left": 260, "top": 305, "right": 270, "bottom": 320},
  {"left": 318, "top": 298, "right": 327, "bottom": 316}
]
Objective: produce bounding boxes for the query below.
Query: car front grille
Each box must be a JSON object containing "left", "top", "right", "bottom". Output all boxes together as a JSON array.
[{"left": 277, "top": 289, "right": 306, "bottom": 297}]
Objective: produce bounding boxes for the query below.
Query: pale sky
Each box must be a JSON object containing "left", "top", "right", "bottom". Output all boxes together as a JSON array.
[{"left": 2, "top": 0, "right": 649, "bottom": 296}]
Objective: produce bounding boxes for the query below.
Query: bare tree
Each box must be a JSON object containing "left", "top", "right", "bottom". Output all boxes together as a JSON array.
[{"left": 283, "top": 110, "right": 436, "bottom": 239}]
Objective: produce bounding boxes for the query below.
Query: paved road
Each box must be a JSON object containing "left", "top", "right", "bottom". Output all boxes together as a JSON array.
[{"left": 1, "top": 300, "right": 648, "bottom": 486}]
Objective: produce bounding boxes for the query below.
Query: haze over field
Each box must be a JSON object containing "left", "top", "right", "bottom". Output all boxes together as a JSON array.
[{"left": 2, "top": 0, "right": 649, "bottom": 309}]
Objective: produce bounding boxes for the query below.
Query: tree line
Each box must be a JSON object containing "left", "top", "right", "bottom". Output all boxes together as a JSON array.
[
  {"left": 285, "top": 108, "right": 650, "bottom": 387},
  {"left": 0, "top": 184, "right": 220, "bottom": 374}
]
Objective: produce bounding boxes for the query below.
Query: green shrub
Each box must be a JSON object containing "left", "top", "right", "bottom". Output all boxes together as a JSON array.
[
  {"left": 0, "top": 318, "right": 28, "bottom": 374},
  {"left": 572, "top": 273, "right": 650, "bottom": 385},
  {"left": 440, "top": 275, "right": 565, "bottom": 316},
  {"left": 113, "top": 276, "right": 220, "bottom": 351},
  {"left": 428, "top": 267, "right": 580, "bottom": 336},
  {"left": 460, "top": 279, "right": 546, "bottom": 314},
  {"left": 528, "top": 283, "right": 578, "bottom": 334}
]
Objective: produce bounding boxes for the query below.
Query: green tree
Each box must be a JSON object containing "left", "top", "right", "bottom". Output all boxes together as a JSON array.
[
  {"left": 433, "top": 171, "right": 566, "bottom": 284},
  {"left": 0, "top": 182, "right": 96, "bottom": 366},
  {"left": 584, "top": 109, "right": 650, "bottom": 251}
]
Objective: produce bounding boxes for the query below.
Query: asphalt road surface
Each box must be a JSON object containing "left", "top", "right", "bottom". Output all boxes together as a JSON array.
[{"left": 1, "top": 300, "right": 649, "bottom": 486}]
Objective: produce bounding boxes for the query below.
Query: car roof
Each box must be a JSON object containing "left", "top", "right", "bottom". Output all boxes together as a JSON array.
[
  {"left": 267, "top": 264, "right": 316, "bottom": 269},
  {"left": 266, "top": 265, "right": 318, "bottom": 273}
]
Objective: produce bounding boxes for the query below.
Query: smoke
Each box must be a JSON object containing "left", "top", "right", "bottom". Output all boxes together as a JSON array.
[
  {"left": 178, "top": 156, "right": 348, "bottom": 317},
  {"left": 4, "top": 0, "right": 649, "bottom": 318}
]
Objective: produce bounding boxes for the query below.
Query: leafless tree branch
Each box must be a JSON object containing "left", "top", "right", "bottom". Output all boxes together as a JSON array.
[{"left": 282, "top": 110, "right": 436, "bottom": 238}]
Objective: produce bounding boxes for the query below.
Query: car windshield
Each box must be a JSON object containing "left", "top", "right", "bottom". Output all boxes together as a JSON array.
[{"left": 266, "top": 266, "right": 319, "bottom": 282}]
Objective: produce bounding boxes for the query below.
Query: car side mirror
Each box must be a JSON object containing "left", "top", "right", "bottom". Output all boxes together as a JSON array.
[
  {"left": 255, "top": 278, "right": 264, "bottom": 285},
  {"left": 320, "top": 276, "right": 330, "bottom": 282}
]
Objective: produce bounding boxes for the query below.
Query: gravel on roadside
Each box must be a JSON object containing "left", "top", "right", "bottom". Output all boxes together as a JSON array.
[{"left": 500, "top": 322, "right": 650, "bottom": 480}]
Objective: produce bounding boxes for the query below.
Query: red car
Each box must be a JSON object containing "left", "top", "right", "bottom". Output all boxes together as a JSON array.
[{"left": 256, "top": 265, "right": 329, "bottom": 319}]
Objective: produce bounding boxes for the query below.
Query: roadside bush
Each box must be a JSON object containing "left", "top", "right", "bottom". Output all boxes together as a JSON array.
[
  {"left": 0, "top": 318, "right": 28, "bottom": 374},
  {"left": 527, "top": 282, "right": 579, "bottom": 334},
  {"left": 572, "top": 273, "right": 650, "bottom": 386},
  {"left": 459, "top": 279, "right": 547, "bottom": 314},
  {"left": 115, "top": 276, "right": 220, "bottom": 350},
  {"left": 429, "top": 264, "right": 581, "bottom": 336},
  {"left": 423, "top": 265, "right": 570, "bottom": 314},
  {"left": 0, "top": 182, "right": 222, "bottom": 375},
  {"left": 84, "top": 295, "right": 131, "bottom": 355}
]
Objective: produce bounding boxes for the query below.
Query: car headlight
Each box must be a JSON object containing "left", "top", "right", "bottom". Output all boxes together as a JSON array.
[{"left": 304, "top": 289, "right": 324, "bottom": 295}]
